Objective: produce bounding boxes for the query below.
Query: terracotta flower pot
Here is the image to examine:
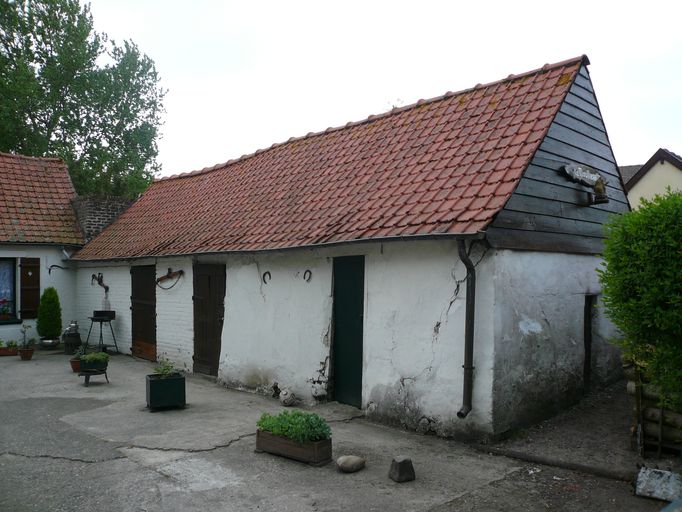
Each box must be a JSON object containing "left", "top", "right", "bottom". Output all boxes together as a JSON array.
[
  {"left": 18, "top": 348, "right": 34, "bottom": 361},
  {"left": 69, "top": 358, "right": 81, "bottom": 372},
  {"left": 0, "top": 347, "right": 18, "bottom": 356}
]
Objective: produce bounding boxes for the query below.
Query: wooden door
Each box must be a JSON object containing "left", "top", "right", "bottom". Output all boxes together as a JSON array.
[
  {"left": 131, "top": 265, "right": 156, "bottom": 361},
  {"left": 193, "top": 264, "right": 226, "bottom": 376},
  {"left": 332, "top": 256, "right": 365, "bottom": 408}
]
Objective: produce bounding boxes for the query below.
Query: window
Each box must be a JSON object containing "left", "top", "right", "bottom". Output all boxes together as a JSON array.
[
  {"left": 0, "top": 258, "right": 40, "bottom": 322},
  {"left": 0, "top": 258, "right": 16, "bottom": 320}
]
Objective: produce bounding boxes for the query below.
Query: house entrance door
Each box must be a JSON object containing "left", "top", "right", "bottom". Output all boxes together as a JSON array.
[
  {"left": 193, "top": 264, "right": 226, "bottom": 376},
  {"left": 131, "top": 265, "right": 157, "bottom": 361},
  {"left": 332, "top": 255, "right": 365, "bottom": 408}
]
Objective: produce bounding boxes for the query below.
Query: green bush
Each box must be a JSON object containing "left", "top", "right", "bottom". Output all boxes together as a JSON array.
[
  {"left": 598, "top": 190, "right": 682, "bottom": 406},
  {"left": 81, "top": 352, "right": 109, "bottom": 363},
  {"left": 257, "top": 410, "right": 331, "bottom": 443},
  {"left": 153, "top": 358, "right": 180, "bottom": 378},
  {"left": 36, "top": 287, "right": 62, "bottom": 339}
]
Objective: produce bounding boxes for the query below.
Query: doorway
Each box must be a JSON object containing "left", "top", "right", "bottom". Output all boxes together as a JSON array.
[
  {"left": 131, "top": 265, "right": 156, "bottom": 361},
  {"left": 332, "top": 255, "right": 365, "bottom": 408},
  {"left": 193, "top": 264, "right": 226, "bottom": 376}
]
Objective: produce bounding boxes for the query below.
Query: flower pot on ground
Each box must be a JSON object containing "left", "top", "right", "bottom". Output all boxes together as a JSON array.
[
  {"left": 0, "top": 340, "right": 18, "bottom": 356},
  {"left": 17, "top": 329, "right": 36, "bottom": 361},
  {"left": 146, "top": 359, "right": 185, "bottom": 411},
  {"left": 36, "top": 287, "right": 62, "bottom": 344},
  {"left": 255, "top": 410, "right": 332, "bottom": 466},
  {"left": 80, "top": 351, "right": 109, "bottom": 372},
  {"left": 69, "top": 346, "right": 86, "bottom": 373}
]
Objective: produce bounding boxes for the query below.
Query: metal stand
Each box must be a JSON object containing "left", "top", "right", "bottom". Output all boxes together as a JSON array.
[{"left": 85, "top": 318, "right": 119, "bottom": 353}]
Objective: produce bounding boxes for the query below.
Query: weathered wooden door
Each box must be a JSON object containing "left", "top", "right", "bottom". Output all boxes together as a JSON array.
[
  {"left": 193, "top": 264, "right": 226, "bottom": 376},
  {"left": 131, "top": 265, "right": 156, "bottom": 361},
  {"left": 332, "top": 256, "right": 365, "bottom": 408}
]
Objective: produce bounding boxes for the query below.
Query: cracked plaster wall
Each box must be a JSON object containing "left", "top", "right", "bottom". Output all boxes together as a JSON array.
[
  {"left": 363, "top": 240, "right": 496, "bottom": 437},
  {"left": 216, "top": 252, "right": 333, "bottom": 401},
  {"left": 491, "top": 250, "right": 622, "bottom": 436}
]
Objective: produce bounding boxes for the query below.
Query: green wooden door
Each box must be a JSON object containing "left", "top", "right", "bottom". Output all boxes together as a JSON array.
[{"left": 332, "top": 256, "right": 365, "bottom": 408}]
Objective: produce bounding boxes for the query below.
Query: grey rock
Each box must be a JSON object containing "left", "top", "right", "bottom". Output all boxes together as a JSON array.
[
  {"left": 635, "top": 467, "right": 682, "bottom": 502},
  {"left": 389, "top": 456, "right": 415, "bottom": 482},
  {"left": 336, "top": 455, "right": 366, "bottom": 473}
]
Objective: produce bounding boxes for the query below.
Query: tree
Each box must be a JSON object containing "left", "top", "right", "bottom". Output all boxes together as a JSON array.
[
  {"left": 0, "top": 0, "right": 165, "bottom": 197},
  {"left": 36, "top": 286, "right": 62, "bottom": 339}
]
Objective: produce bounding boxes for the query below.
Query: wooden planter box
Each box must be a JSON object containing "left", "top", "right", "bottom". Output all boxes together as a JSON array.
[
  {"left": 0, "top": 347, "right": 18, "bottom": 356},
  {"left": 255, "top": 429, "right": 332, "bottom": 466},
  {"left": 146, "top": 374, "right": 186, "bottom": 411}
]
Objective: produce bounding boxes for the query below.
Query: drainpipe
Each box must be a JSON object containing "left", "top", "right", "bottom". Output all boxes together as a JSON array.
[{"left": 456, "top": 239, "right": 476, "bottom": 419}]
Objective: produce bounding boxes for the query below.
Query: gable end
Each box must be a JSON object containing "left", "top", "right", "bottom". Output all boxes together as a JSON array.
[{"left": 487, "top": 65, "right": 630, "bottom": 254}]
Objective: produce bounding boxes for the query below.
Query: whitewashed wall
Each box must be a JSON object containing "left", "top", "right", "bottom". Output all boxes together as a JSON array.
[
  {"left": 0, "top": 245, "right": 77, "bottom": 344},
  {"left": 74, "top": 262, "right": 133, "bottom": 352},
  {"left": 363, "top": 240, "right": 495, "bottom": 437},
  {"left": 491, "top": 250, "right": 621, "bottom": 435},
  {"left": 155, "top": 257, "right": 194, "bottom": 370}
]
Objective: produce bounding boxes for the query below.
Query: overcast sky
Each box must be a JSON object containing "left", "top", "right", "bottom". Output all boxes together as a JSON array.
[{"left": 86, "top": 0, "right": 682, "bottom": 177}]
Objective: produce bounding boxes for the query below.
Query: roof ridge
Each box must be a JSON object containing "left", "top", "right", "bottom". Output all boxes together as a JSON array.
[
  {"left": 0, "top": 151, "right": 64, "bottom": 162},
  {"left": 158, "top": 55, "right": 588, "bottom": 183}
]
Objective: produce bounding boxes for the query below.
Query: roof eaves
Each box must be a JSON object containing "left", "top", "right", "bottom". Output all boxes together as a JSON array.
[{"left": 72, "top": 230, "right": 487, "bottom": 263}]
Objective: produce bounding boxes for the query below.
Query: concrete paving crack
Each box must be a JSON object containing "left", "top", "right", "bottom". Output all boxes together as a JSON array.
[
  {"left": 1, "top": 451, "right": 126, "bottom": 464},
  {"left": 127, "top": 432, "right": 256, "bottom": 453}
]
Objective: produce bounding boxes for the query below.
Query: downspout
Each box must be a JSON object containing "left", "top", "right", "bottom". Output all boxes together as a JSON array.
[{"left": 456, "top": 239, "right": 476, "bottom": 419}]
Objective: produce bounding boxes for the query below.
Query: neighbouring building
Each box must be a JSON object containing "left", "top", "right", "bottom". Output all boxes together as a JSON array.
[
  {"left": 620, "top": 148, "right": 682, "bottom": 208},
  {"left": 0, "top": 153, "right": 83, "bottom": 342},
  {"left": 68, "top": 56, "right": 628, "bottom": 437}
]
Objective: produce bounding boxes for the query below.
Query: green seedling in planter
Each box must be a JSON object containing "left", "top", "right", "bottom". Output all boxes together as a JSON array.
[
  {"left": 153, "top": 358, "right": 180, "bottom": 378},
  {"left": 7, "top": 341, "right": 18, "bottom": 349},
  {"left": 257, "top": 410, "right": 331, "bottom": 444},
  {"left": 81, "top": 352, "right": 110, "bottom": 363}
]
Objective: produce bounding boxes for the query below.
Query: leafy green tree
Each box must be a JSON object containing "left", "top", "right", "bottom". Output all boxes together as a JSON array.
[
  {"left": 0, "top": 0, "right": 165, "bottom": 197},
  {"left": 599, "top": 190, "right": 682, "bottom": 406}
]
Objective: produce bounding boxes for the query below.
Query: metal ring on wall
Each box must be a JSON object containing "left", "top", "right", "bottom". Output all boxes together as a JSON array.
[
  {"left": 262, "top": 271, "right": 271, "bottom": 284},
  {"left": 303, "top": 270, "right": 312, "bottom": 282}
]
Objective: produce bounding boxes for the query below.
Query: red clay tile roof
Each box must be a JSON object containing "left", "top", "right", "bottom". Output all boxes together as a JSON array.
[
  {"left": 75, "top": 56, "right": 587, "bottom": 261},
  {"left": 0, "top": 152, "right": 83, "bottom": 246}
]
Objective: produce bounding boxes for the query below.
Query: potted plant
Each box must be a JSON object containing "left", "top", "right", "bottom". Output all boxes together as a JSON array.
[
  {"left": 69, "top": 345, "right": 86, "bottom": 372},
  {"left": 80, "top": 351, "right": 109, "bottom": 372},
  {"left": 599, "top": 190, "right": 682, "bottom": 454},
  {"left": 36, "top": 287, "right": 62, "bottom": 348},
  {"left": 255, "top": 410, "right": 332, "bottom": 465},
  {"left": 18, "top": 334, "right": 35, "bottom": 361},
  {"left": 0, "top": 298, "right": 12, "bottom": 320},
  {"left": 146, "top": 358, "right": 186, "bottom": 411},
  {"left": 0, "top": 339, "right": 18, "bottom": 356}
]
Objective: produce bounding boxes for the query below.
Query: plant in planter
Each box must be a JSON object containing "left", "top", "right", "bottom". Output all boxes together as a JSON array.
[
  {"left": 599, "top": 190, "right": 682, "bottom": 453},
  {"left": 80, "top": 351, "right": 109, "bottom": 372},
  {"left": 0, "top": 297, "right": 12, "bottom": 320},
  {"left": 146, "top": 358, "right": 185, "bottom": 411},
  {"left": 0, "top": 339, "right": 18, "bottom": 356},
  {"left": 69, "top": 345, "right": 86, "bottom": 373},
  {"left": 255, "top": 410, "right": 332, "bottom": 465},
  {"left": 18, "top": 330, "right": 35, "bottom": 361},
  {"left": 36, "top": 287, "right": 62, "bottom": 348}
]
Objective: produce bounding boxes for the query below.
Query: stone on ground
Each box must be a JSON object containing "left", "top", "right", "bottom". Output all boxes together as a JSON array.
[
  {"left": 336, "top": 455, "right": 366, "bottom": 473},
  {"left": 389, "top": 456, "right": 415, "bottom": 482}
]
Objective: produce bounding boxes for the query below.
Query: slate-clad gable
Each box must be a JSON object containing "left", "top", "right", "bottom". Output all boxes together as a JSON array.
[
  {"left": 74, "top": 57, "right": 591, "bottom": 261},
  {"left": 487, "top": 64, "right": 630, "bottom": 254}
]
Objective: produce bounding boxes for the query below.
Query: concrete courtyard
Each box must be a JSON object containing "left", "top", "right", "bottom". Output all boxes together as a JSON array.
[{"left": 0, "top": 350, "right": 661, "bottom": 511}]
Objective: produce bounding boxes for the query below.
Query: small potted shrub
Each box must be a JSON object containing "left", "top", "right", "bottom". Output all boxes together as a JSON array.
[
  {"left": 69, "top": 345, "right": 86, "bottom": 372},
  {"left": 146, "top": 358, "right": 186, "bottom": 411},
  {"left": 36, "top": 287, "right": 62, "bottom": 348},
  {"left": 255, "top": 410, "right": 332, "bottom": 465},
  {"left": 80, "top": 351, "right": 109, "bottom": 372},
  {"left": 0, "top": 339, "right": 18, "bottom": 356},
  {"left": 17, "top": 323, "right": 35, "bottom": 360}
]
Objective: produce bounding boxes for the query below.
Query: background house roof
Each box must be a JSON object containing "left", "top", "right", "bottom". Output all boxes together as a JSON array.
[
  {"left": 0, "top": 152, "right": 83, "bottom": 246},
  {"left": 618, "top": 164, "right": 641, "bottom": 186},
  {"left": 624, "top": 148, "right": 682, "bottom": 191},
  {"left": 74, "top": 56, "right": 587, "bottom": 261}
]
